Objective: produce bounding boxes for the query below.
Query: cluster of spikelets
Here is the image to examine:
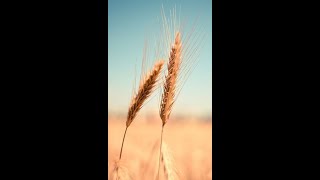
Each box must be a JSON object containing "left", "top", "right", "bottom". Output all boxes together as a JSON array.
[
  {"left": 160, "top": 32, "right": 181, "bottom": 126},
  {"left": 110, "top": 6, "right": 204, "bottom": 180}
]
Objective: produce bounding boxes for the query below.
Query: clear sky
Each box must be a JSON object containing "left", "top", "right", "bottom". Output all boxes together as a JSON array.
[{"left": 108, "top": 0, "right": 212, "bottom": 118}]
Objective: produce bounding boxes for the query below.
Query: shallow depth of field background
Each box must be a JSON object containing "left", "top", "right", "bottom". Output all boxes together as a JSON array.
[
  {"left": 108, "top": 116, "right": 212, "bottom": 179},
  {"left": 108, "top": 0, "right": 212, "bottom": 179}
]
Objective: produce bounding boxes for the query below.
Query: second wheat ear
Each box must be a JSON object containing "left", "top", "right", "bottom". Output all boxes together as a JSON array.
[
  {"left": 157, "top": 32, "right": 182, "bottom": 180},
  {"left": 160, "top": 32, "right": 181, "bottom": 127},
  {"left": 119, "top": 60, "right": 164, "bottom": 160}
]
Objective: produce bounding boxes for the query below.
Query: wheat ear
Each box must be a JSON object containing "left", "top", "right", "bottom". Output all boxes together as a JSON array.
[
  {"left": 119, "top": 60, "right": 164, "bottom": 160},
  {"left": 159, "top": 32, "right": 181, "bottom": 126},
  {"left": 157, "top": 32, "right": 182, "bottom": 180}
]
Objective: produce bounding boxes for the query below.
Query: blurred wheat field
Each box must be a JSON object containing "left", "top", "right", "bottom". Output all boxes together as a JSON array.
[{"left": 108, "top": 118, "right": 212, "bottom": 180}]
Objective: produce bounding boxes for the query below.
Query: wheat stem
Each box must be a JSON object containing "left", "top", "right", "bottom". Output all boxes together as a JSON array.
[
  {"left": 119, "top": 126, "right": 128, "bottom": 160},
  {"left": 156, "top": 125, "right": 164, "bottom": 180}
]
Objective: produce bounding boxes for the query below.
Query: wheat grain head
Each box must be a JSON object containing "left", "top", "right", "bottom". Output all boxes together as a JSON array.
[
  {"left": 159, "top": 32, "right": 181, "bottom": 126},
  {"left": 127, "top": 60, "right": 164, "bottom": 127},
  {"left": 157, "top": 5, "right": 206, "bottom": 122}
]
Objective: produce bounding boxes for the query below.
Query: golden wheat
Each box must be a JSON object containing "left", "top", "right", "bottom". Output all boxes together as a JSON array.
[
  {"left": 119, "top": 60, "right": 164, "bottom": 160},
  {"left": 159, "top": 32, "right": 181, "bottom": 126},
  {"left": 157, "top": 32, "right": 182, "bottom": 180},
  {"left": 110, "top": 5, "right": 206, "bottom": 180},
  {"left": 127, "top": 60, "right": 164, "bottom": 127}
]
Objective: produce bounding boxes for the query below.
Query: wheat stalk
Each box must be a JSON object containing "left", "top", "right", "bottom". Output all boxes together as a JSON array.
[
  {"left": 157, "top": 32, "right": 182, "bottom": 180},
  {"left": 119, "top": 60, "right": 164, "bottom": 160}
]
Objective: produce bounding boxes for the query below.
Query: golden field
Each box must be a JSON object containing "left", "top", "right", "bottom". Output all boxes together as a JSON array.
[{"left": 108, "top": 117, "right": 212, "bottom": 180}]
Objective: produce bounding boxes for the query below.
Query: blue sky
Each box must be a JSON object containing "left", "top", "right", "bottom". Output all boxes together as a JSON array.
[{"left": 108, "top": 0, "right": 212, "bottom": 118}]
